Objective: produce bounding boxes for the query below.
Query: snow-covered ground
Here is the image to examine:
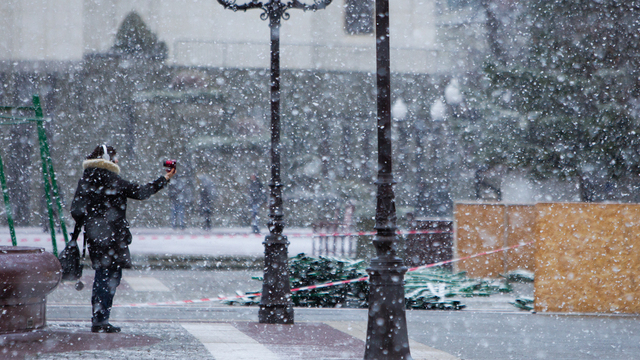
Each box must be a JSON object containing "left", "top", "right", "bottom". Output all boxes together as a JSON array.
[{"left": 0, "top": 227, "right": 318, "bottom": 257}]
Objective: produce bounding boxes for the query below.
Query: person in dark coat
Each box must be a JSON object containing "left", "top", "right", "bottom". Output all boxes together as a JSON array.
[
  {"left": 197, "top": 173, "right": 217, "bottom": 230},
  {"left": 248, "top": 174, "right": 266, "bottom": 234},
  {"left": 168, "top": 173, "right": 192, "bottom": 229},
  {"left": 71, "top": 145, "right": 175, "bottom": 333}
]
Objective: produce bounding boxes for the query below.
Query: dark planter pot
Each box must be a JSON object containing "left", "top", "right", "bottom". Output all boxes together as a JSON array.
[{"left": 0, "top": 246, "right": 61, "bottom": 334}]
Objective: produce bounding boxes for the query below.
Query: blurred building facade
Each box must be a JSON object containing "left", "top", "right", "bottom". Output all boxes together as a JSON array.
[{"left": 0, "top": 0, "right": 514, "bottom": 228}]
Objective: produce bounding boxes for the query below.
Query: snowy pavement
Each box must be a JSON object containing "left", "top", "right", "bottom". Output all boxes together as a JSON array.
[
  {"left": 0, "top": 226, "right": 319, "bottom": 257},
  {"left": 3, "top": 227, "right": 640, "bottom": 359},
  {"left": 5, "top": 318, "right": 461, "bottom": 360},
  {"left": 7, "top": 303, "right": 640, "bottom": 360}
]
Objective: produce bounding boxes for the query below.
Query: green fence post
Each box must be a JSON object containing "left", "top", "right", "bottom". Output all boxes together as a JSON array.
[
  {"left": 0, "top": 151, "right": 17, "bottom": 246},
  {"left": 33, "top": 95, "right": 69, "bottom": 245},
  {"left": 32, "top": 96, "right": 59, "bottom": 256}
]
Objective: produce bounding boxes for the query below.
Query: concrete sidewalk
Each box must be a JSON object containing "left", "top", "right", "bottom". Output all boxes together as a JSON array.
[
  {"left": 9, "top": 267, "right": 640, "bottom": 360},
  {"left": 3, "top": 317, "right": 458, "bottom": 360},
  {"left": 5, "top": 305, "right": 640, "bottom": 360},
  {"left": 3, "top": 227, "right": 640, "bottom": 359}
]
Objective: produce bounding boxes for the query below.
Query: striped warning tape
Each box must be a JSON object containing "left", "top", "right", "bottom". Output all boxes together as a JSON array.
[
  {"left": 115, "top": 240, "right": 533, "bottom": 308},
  {"left": 406, "top": 241, "right": 534, "bottom": 272},
  {"left": 0, "top": 229, "right": 453, "bottom": 244},
  {"left": 311, "top": 229, "right": 453, "bottom": 238},
  {"left": 132, "top": 229, "right": 452, "bottom": 241}
]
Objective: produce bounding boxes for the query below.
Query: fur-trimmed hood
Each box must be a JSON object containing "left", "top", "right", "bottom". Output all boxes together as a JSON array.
[{"left": 82, "top": 159, "right": 121, "bottom": 175}]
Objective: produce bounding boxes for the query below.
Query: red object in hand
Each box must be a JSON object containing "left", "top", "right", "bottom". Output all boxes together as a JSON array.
[{"left": 163, "top": 159, "right": 177, "bottom": 172}]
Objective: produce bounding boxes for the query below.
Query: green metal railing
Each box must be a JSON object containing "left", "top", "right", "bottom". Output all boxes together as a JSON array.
[
  {"left": 0, "top": 151, "right": 15, "bottom": 246},
  {"left": 0, "top": 95, "right": 69, "bottom": 255}
]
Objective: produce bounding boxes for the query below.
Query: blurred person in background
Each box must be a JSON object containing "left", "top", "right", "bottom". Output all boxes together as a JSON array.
[
  {"left": 248, "top": 174, "right": 266, "bottom": 234},
  {"left": 197, "top": 173, "right": 217, "bottom": 230},
  {"left": 168, "top": 172, "right": 192, "bottom": 229}
]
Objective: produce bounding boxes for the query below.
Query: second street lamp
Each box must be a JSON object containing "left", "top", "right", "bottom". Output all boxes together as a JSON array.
[
  {"left": 216, "top": 0, "right": 332, "bottom": 325},
  {"left": 364, "top": 0, "right": 413, "bottom": 358}
]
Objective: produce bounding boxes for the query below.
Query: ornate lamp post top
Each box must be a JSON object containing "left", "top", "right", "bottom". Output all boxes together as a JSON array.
[{"left": 217, "top": 0, "right": 331, "bottom": 21}]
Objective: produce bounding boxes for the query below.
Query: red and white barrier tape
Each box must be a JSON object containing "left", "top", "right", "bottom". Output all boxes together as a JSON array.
[
  {"left": 311, "top": 229, "right": 452, "bottom": 238},
  {"left": 131, "top": 229, "right": 452, "bottom": 241},
  {"left": 115, "top": 241, "right": 533, "bottom": 308},
  {"left": 0, "top": 229, "right": 453, "bottom": 244},
  {"left": 406, "top": 241, "right": 534, "bottom": 272}
]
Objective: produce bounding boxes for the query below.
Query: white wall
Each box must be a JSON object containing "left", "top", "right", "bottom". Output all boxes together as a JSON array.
[
  {"left": 1, "top": 0, "right": 484, "bottom": 74},
  {"left": 1, "top": 0, "right": 84, "bottom": 61}
]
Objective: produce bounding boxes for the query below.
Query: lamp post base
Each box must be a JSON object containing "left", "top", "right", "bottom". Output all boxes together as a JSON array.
[
  {"left": 364, "top": 255, "right": 413, "bottom": 360},
  {"left": 258, "top": 304, "right": 294, "bottom": 324},
  {"left": 259, "top": 234, "right": 294, "bottom": 324}
]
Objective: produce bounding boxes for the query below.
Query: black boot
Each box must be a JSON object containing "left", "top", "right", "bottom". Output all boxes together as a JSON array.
[{"left": 91, "top": 323, "right": 121, "bottom": 333}]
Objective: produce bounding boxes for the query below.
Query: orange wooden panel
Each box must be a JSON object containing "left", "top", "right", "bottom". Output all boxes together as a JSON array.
[
  {"left": 505, "top": 205, "right": 536, "bottom": 272},
  {"left": 534, "top": 203, "right": 640, "bottom": 313},
  {"left": 454, "top": 203, "right": 505, "bottom": 278}
]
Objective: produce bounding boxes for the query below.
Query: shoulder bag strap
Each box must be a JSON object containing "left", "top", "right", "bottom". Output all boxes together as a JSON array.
[
  {"left": 70, "top": 220, "right": 86, "bottom": 258},
  {"left": 70, "top": 221, "right": 82, "bottom": 244}
]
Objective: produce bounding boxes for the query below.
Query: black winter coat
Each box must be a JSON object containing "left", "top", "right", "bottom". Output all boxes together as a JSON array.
[{"left": 71, "top": 159, "right": 168, "bottom": 269}]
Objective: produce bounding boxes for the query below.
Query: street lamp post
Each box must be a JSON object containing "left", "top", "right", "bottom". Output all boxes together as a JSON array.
[
  {"left": 364, "top": 0, "right": 413, "bottom": 358},
  {"left": 216, "top": 0, "right": 332, "bottom": 324},
  {"left": 428, "top": 98, "right": 453, "bottom": 218}
]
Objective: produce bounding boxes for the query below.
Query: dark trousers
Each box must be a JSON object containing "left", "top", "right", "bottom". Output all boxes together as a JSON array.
[
  {"left": 202, "top": 209, "right": 212, "bottom": 230},
  {"left": 250, "top": 204, "right": 260, "bottom": 233},
  {"left": 91, "top": 267, "right": 122, "bottom": 326}
]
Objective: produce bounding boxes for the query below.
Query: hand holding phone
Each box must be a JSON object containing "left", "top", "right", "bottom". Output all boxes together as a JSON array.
[{"left": 163, "top": 160, "right": 177, "bottom": 180}]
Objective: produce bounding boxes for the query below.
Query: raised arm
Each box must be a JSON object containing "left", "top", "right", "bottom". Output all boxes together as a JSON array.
[{"left": 119, "top": 176, "right": 169, "bottom": 200}]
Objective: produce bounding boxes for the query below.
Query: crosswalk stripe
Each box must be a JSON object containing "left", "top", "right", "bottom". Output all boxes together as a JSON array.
[
  {"left": 181, "top": 323, "right": 280, "bottom": 360},
  {"left": 324, "top": 321, "right": 459, "bottom": 360},
  {"left": 123, "top": 276, "right": 171, "bottom": 292}
]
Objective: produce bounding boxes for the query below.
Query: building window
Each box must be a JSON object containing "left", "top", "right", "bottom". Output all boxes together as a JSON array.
[
  {"left": 446, "top": 0, "right": 480, "bottom": 10},
  {"left": 344, "top": 0, "right": 374, "bottom": 35}
]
